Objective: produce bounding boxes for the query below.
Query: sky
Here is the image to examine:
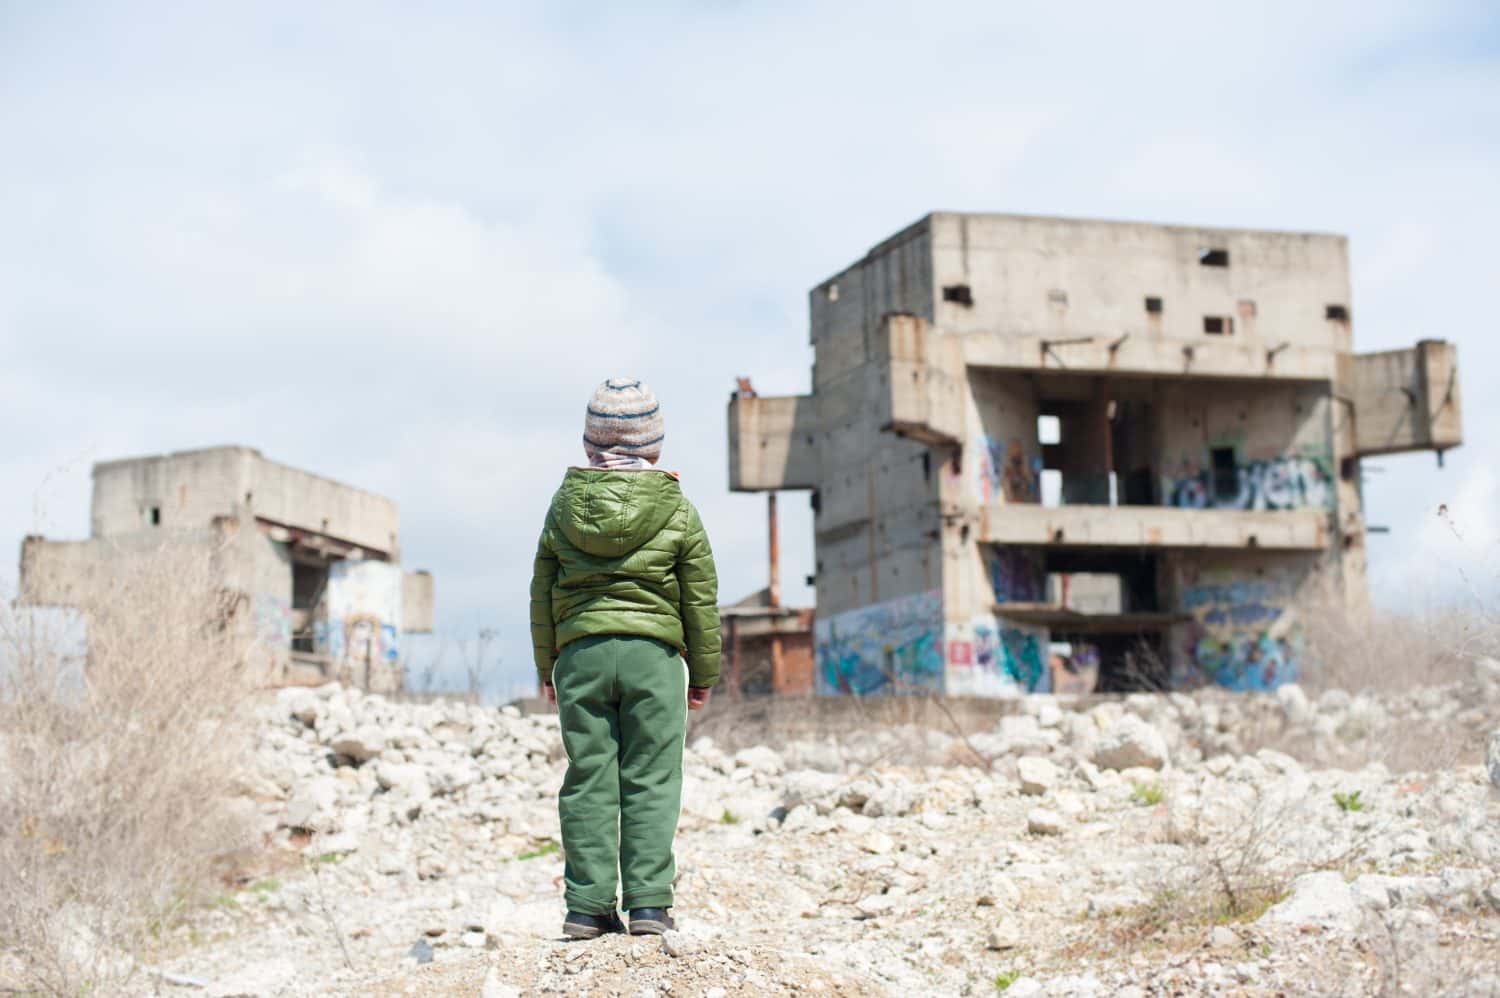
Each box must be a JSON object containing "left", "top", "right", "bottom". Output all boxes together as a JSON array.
[{"left": 2, "top": 1, "right": 1497, "bottom": 698}]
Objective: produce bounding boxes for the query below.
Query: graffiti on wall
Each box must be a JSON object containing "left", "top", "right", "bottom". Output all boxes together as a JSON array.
[
  {"left": 1179, "top": 576, "right": 1299, "bottom": 690},
  {"left": 974, "top": 435, "right": 1042, "bottom": 506},
  {"left": 1049, "top": 642, "right": 1099, "bottom": 695},
  {"left": 253, "top": 594, "right": 292, "bottom": 647},
  {"left": 985, "top": 546, "right": 1045, "bottom": 603},
  {"left": 1165, "top": 454, "right": 1333, "bottom": 512},
  {"left": 946, "top": 613, "right": 1049, "bottom": 695},
  {"left": 815, "top": 590, "right": 944, "bottom": 695},
  {"left": 318, "top": 560, "right": 404, "bottom": 689}
]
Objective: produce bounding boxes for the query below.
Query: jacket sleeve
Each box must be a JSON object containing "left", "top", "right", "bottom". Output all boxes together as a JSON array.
[
  {"left": 529, "top": 520, "right": 560, "bottom": 684},
  {"left": 677, "top": 503, "right": 722, "bottom": 687}
]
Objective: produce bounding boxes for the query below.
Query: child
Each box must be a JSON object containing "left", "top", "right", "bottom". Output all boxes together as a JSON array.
[{"left": 529, "top": 378, "right": 721, "bottom": 939}]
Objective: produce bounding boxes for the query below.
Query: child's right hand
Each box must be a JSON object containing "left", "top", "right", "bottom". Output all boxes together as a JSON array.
[
  {"left": 687, "top": 686, "right": 712, "bottom": 711},
  {"left": 543, "top": 682, "right": 556, "bottom": 706}
]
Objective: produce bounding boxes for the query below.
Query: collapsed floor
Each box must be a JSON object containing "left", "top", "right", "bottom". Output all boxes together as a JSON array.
[{"left": 144, "top": 664, "right": 1500, "bottom": 996}]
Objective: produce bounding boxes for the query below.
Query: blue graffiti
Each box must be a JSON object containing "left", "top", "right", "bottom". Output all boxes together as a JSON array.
[{"left": 815, "top": 592, "right": 945, "bottom": 696}]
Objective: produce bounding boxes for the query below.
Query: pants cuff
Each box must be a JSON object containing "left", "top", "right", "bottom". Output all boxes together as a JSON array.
[
  {"left": 623, "top": 889, "right": 673, "bottom": 910},
  {"left": 564, "top": 892, "right": 619, "bottom": 915}
]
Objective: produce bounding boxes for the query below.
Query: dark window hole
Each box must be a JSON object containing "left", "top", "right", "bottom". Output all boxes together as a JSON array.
[
  {"left": 1211, "top": 447, "right": 1238, "bottom": 502},
  {"left": 1203, "top": 316, "right": 1233, "bottom": 335},
  {"left": 1144, "top": 296, "right": 1163, "bottom": 314},
  {"left": 1199, "top": 247, "right": 1230, "bottom": 267},
  {"left": 1326, "top": 304, "right": 1349, "bottom": 321},
  {"left": 942, "top": 284, "right": 973, "bottom": 307}
]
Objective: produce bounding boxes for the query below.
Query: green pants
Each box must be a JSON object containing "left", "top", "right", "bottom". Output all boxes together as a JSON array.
[{"left": 554, "top": 635, "right": 687, "bottom": 914}]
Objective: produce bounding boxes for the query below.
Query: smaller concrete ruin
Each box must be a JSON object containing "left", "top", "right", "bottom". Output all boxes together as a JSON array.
[
  {"left": 720, "top": 589, "right": 815, "bottom": 696},
  {"left": 19, "top": 446, "right": 434, "bottom": 691}
]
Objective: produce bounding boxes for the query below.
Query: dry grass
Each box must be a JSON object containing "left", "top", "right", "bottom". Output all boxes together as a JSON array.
[
  {"left": 0, "top": 539, "right": 259, "bottom": 994},
  {"left": 1295, "top": 574, "right": 1498, "bottom": 695}
]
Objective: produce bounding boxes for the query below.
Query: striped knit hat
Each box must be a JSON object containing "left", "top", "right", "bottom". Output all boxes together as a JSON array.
[{"left": 583, "top": 378, "right": 664, "bottom": 464}]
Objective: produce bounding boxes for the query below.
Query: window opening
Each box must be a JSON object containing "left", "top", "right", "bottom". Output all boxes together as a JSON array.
[
  {"left": 1211, "top": 447, "right": 1238, "bottom": 503},
  {"left": 1203, "top": 316, "right": 1233, "bottom": 335},
  {"left": 941, "top": 284, "right": 973, "bottom": 306},
  {"left": 149, "top": 506, "right": 161, "bottom": 526},
  {"left": 1144, "top": 296, "right": 1163, "bottom": 314},
  {"left": 1037, "top": 414, "right": 1061, "bottom": 446},
  {"left": 1198, "top": 247, "right": 1230, "bottom": 267},
  {"left": 1326, "top": 304, "right": 1349, "bottom": 321}
]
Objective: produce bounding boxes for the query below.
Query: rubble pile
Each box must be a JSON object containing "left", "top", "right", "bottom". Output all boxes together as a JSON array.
[{"left": 151, "top": 659, "right": 1500, "bottom": 996}]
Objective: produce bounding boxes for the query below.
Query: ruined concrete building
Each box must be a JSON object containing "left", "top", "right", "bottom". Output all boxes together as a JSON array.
[
  {"left": 20, "top": 446, "right": 434, "bottom": 691},
  {"left": 729, "top": 213, "right": 1462, "bottom": 695}
]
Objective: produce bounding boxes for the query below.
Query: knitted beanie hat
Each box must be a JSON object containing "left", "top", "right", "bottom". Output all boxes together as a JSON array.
[{"left": 583, "top": 378, "right": 664, "bottom": 464}]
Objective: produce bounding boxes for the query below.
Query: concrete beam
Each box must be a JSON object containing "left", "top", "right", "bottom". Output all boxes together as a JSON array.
[
  {"left": 874, "top": 314, "right": 966, "bottom": 446},
  {"left": 1347, "top": 340, "right": 1463, "bottom": 457},
  {"left": 977, "top": 504, "right": 1329, "bottom": 551},
  {"left": 963, "top": 329, "right": 1338, "bottom": 382},
  {"left": 403, "top": 571, "right": 435, "bottom": 633},
  {"left": 727, "top": 394, "right": 818, "bottom": 492}
]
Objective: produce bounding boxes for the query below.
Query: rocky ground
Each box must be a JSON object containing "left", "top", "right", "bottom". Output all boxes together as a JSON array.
[{"left": 140, "top": 660, "right": 1500, "bottom": 997}]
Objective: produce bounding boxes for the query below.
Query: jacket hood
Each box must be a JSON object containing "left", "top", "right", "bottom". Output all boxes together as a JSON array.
[{"left": 551, "top": 468, "right": 683, "bottom": 558}]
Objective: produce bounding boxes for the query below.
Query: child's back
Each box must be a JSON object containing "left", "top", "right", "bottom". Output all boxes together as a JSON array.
[
  {"left": 529, "top": 378, "right": 720, "bottom": 939},
  {"left": 530, "top": 467, "right": 719, "bottom": 685}
]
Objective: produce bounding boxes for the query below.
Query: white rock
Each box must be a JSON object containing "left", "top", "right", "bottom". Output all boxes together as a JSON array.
[
  {"left": 1260, "top": 871, "right": 1365, "bottom": 934},
  {"left": 376, "top": 761, "right": 433, "bottom": 800},
  {"left": 1486, "top": 728, "right": 1500, "bottom": 789},
  {"left": 860, "top": 831, "right": 895, "bottom": 855},
  {"left": 862, "top": 783, "right": 915, "bottom": 818},
  {"left": 278, "top": 687, "right": 320, "bottom": 726},
  {"left": 1275, "top": 683, "right": 1313, "bottom": 726},
  {"left": 1017, "top": 756, "right": 1061, "bottom": 796},
  {"left": 986, "top": 917, "right": 1022, "bottom": 950},
  {"left": 1004, "top": 978, "right": 1043, "bottom": 998},
  {"left": 734, "top": 745, "right": 785, "bottom": 776},
  {"left": 1085, "top": 891, "right": 1143, "bottom": 917},
  {"left": 206, "top": 958, "right": 298, "bottom": 998},
  {"left": 1026, "top": 807, "right": 1065, "bottom": 836},
  {"left": 482, "top": 968, "right": 522, "bottom": 998},
  {"left": 281, "top": 775, "right": 341, "bottom": 832},
  {"left": 1091, "top": 715, "right": 1169, "bottom": 771},
  {"left": 782, "top": 769, "right": 842, "bottom": 811},
  {"left": 331, "top": 725, "right": 387, "bottom": 763},
  {"left": 659, "top": 929, "right": 701, "bottom": 958}
]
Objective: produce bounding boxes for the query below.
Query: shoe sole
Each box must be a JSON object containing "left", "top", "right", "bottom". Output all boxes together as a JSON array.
[
  {"left": 629, "top": 920, "right": 672, "bottom": 935},
  {"left": 563, "top": 921, "right": 622, "bottom": 940}
]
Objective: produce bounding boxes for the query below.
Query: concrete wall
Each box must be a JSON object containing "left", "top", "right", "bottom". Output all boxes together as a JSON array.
[
  {"left": 92, "top": 447, "right": 255, "bottom": 538},
  {"left": 1165, "top": 550, "right": 1320, "bottom": 691},
  {"left": 318, "top": 559, "right": 403, "bottom": 693},
  {"left": 403, "top": 570, "right": 435, "bottom": 633},
  {"left": 1156, "top": 382, "right": 1335, "bottom": 512},
  {"left": 90, "top": 446, "right": 400, "bottom": 555},
  {"left": 927, "top": 213, "right": 1352, "bottom": 356},
  {"left": 248, "top": 458, "right": 400, "bottom": 555}
]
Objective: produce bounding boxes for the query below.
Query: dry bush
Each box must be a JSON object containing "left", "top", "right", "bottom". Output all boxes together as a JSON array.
[
  {"left": 0, "top": 539, "right": 258, "bottom": 995},
  {"left": 1295, "top": 574, "right": 1498, "bottom": 695}
]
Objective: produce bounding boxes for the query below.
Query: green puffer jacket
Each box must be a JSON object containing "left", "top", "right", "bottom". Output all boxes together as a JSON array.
[{"left": 530, "top": 468, "right": 721, "bottom": 688}]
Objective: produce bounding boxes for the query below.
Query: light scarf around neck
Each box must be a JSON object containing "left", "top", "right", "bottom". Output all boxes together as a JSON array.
[{"left": 586, "top": 449, "right": 653, "bottom": 471}]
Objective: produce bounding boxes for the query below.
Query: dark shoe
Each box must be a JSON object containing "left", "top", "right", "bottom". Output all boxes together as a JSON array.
[
  {"left": 628, "top": 908, "right": 675, "bottom": 935},
  {"left": 563, "top": 910, "right": 624, "bottom": 940}
]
